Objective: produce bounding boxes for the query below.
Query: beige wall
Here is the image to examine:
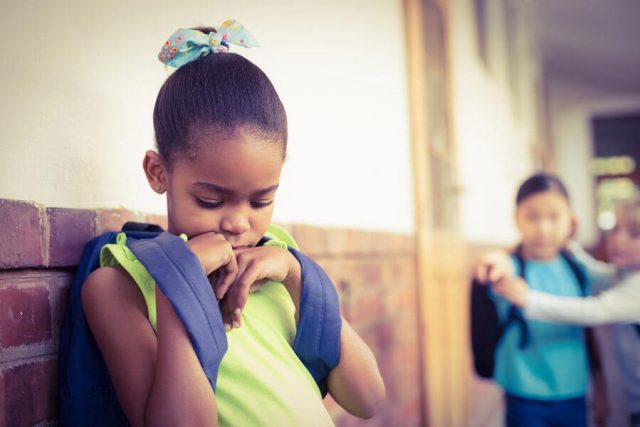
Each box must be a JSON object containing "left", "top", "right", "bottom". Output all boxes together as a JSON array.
[
  {"left": 548, "top": 76, "right": 640, "bottom": 245},
  {"left": 0, "top": 0, "right": 414, "bottom": 233},
  {"left": 448, "top": 0, "right": 541, "bottom": 245}
]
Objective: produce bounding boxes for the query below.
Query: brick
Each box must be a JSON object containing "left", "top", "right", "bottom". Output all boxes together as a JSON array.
[
  {"left": 0, "top": 286, "right": 52, "bottom": 349},
  {"left": 290, "top": 224, "right": 328, "bottom": 257},
  {"left": 0, "top": 199, "right": 44, "bottom": 269},
  {"left": 46, "top": 208, "right": 96, "bottom": 267},
  {"left": 0, "top": 358, "right": 57, "bottom": 427},
  {"left": 51, "top": 279, "right": 71, "bottom": 345},
  {"left": 346, "top": 229, "right": 378, "bottom": 256},
  {"left": 143, "top": 214, "right": 169, "bottom": 231},
  {"left": 346, "top": 289, "right": 388, "bottom": 325},
  {"left": 95, "top": 209, "right": 142, "bottom": 234},
  {"left": 324, "top": 227, "right": 349, "bottom": 256}
]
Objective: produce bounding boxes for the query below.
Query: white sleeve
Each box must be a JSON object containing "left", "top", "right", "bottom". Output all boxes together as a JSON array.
[
  {"left": 567, "top": 240, "right": 616, "bottom": 292},
  {"left": 524, "top": 278, "right": 640, "bottom": 325}
]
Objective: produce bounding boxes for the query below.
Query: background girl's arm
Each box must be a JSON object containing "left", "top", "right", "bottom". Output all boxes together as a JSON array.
[
  {"left": 327, "top": 318, "right": 386, "bottom": 419},
  {"left": 494, "top": 275, "right": 640, "bottom": 325}
]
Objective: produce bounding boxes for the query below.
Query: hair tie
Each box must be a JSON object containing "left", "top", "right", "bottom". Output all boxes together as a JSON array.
[{"left": 158, "top": 19, "right": 258, "bottom": 68}]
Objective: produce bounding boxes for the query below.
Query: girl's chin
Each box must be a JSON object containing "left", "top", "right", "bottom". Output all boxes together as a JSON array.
[{"left": 609, "top": 255, "right": 630, "bottom": 269}]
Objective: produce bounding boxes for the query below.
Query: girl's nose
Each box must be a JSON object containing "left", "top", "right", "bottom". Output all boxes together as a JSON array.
[
  {"left": 220, "top": 209, "right": 250, "bottom": 235},
  {"left": 538, "top": 220, "right": 552, "bottom": 237}
]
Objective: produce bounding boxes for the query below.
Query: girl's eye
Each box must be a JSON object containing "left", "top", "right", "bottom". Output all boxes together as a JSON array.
[
  {"left": 196, "top": 198, "right": 224, "bottom": 209},
  {"left": 251, "top": 200, "right": 273, "bottom": 209}
]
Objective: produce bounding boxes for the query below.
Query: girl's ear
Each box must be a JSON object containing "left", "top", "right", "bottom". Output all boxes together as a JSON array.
[
  {"left": 569, "top": 215, "right": 578, "bottom": 240},
  {"left": 143, "top": 150, "right": 167, "bottom": 194}
]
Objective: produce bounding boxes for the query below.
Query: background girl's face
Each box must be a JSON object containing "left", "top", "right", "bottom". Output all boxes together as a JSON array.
[
  {"left": 162, "top": 129, "right": 284, "bottom": 247},
  {"left": 605, "top": 212, "right": 640, "bottom": 270},
  {"left": 515, "top": 190, "right": 575, "bottom": 260}
]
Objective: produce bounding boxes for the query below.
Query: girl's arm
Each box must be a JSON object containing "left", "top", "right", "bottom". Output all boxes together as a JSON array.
[
  {"left": 145, "top": 287, "right": 218, "bottom": 426},
  {"left": 494, "top": 275, "right": 640, "bottom": 325},
  {"left": 326, "top": 318, "right": 386, "bottom": 418},
  {"left": 83, "top": 232, "right": 236, "bottom": 426},
  {"left": 83, "top": 268, "right": 217, "bottom": 426}
]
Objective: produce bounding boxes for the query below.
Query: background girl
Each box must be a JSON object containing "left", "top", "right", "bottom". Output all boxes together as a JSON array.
[
  {"left": 492, "top": 197, "right": 640, "bottom": 427},
  {"left": 474, "top": 173, "right": 596, "bottom": 427}
]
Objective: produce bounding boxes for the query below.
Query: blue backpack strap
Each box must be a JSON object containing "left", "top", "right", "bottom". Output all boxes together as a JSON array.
[
  {"left": 288, "top": 248, "right": 342, "bottom": 397},
  {"left": 58, "top": 229, "right": 163, "bottom": 427},
  {"left": 126, "top": 232, "right": 228, "bottom": 391}
]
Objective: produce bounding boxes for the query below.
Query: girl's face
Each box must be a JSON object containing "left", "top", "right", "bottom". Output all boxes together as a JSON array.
[
  {"left": 605, "top": 214, "right": 640, "bottom": 270},
  {"left": 148, "top": 129, "right": 284, "bottom": 247},
  {"left": 515, "top": 190, "right": 575, "bottom": 260}
]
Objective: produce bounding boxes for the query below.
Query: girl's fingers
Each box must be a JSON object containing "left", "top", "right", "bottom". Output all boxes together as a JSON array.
[
  {"left": 233, "top": 260, "right": 261, "bottom": 312},
  {"left": 214, "top": 250, "right": 239, "bottom": 300}
]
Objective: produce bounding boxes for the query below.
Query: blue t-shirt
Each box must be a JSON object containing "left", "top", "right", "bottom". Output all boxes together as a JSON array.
[{"left": 492, "top": 255, "right": 590, "bottom": 400}]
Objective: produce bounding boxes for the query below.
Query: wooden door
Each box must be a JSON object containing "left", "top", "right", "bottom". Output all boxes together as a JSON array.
[{"left": 403, "top": 0, "right": 469, "bottom": 425}]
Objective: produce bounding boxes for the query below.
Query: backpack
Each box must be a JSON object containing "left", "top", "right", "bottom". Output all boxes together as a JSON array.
[
  {"left": 58, "top": 223, "right": 341, "bottom": 426},
  {"left": 470, "top": 248, "right": 587, "bottom": 379}
]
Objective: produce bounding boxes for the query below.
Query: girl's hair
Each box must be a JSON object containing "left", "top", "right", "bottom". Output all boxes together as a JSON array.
[
  {"left": 516, "top": 173, "right": 570, "bottom": 206},
  {"left": 153, "top": 27, "right": 287, "bottom": 164}
]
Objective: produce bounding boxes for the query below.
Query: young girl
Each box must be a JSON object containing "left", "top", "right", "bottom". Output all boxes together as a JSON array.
[
  {"left": 474, "top": 173, "right": 595, "bottom": 427},
  {"left": 80, "top": 20, "right": 385, "bottom": 426},
  {"left": 491, "top": 198, "right": 640, "bottom": 427}
]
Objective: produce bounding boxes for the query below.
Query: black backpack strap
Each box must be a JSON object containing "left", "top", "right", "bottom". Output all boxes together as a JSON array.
[
  {"left": 559, "top": 250, "right": 588, "bottom": 295},
  {"left": 510, "top": 247, "right": 531, "bottom": 349},
  {"left": 121, "top": 221, "right": 165, "bottom": 232}
]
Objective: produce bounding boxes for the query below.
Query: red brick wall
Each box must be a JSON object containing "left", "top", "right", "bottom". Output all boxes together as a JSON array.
[{"left": 0, "top": 199, "right": 422, "bottom": 427}]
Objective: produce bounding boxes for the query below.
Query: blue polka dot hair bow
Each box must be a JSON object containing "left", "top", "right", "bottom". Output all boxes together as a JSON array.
[{"left": 158, "top": 19, "right": 258, "bottom": 68}]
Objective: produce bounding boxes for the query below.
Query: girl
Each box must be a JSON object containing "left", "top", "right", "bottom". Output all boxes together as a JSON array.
[
  {"left": 474, "top": 173, "right": 595, "bottom": 427},
  {"left": 491, "top": 198, "right": 640, "bottom": 427},
  {"left": 81, "top": 20, "right": 385, "bottom": 426}
]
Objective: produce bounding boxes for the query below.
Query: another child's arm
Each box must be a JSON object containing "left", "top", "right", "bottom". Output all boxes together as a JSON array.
[
  {"left": 493, "top": 275, "right": 640, "bottom": 325},
  {"left": 83, "top": 232, "right": 237, "bottom": 426}
]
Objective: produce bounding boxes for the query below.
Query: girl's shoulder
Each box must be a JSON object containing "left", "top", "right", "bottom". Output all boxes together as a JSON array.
[{"left": 81, "top": 265, "right": 148, "bottom": 321}]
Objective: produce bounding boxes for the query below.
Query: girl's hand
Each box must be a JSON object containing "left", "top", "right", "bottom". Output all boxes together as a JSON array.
[
  {"left": 220, "top": 246, "right": 301, "bottom": 329},
  {"left": 493, "top": 277, "right": 528, "bottom": 307},
  {"left": 186, "top": 232, "right": 238, "bottom": 300},
  {"left": 473, "top": 250, "right": 514, "bottom": 283}
]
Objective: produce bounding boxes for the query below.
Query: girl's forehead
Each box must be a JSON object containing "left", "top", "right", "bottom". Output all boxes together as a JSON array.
[{"left": 518, "top": 190, "right": 570, "bottom": 208}]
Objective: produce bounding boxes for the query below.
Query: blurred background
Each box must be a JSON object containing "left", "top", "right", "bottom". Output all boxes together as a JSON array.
[{"left": 1, "top": 0, "right": 639, "bottom": 426}]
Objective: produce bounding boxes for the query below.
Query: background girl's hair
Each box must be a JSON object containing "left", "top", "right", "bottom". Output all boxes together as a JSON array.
[
  {"left": 614, "top": 197, "right": 640, "bottom": 230},
  {"left": 153, "top": 27, "right": 287, "bottom": 163},
  {"left": 516, "top": 173, "right": 570, "bottom": 205}
]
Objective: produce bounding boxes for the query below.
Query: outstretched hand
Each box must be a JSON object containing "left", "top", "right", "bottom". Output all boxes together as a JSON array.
[{"left": 473, "top": 250, "right": 514, "bottom": 283}]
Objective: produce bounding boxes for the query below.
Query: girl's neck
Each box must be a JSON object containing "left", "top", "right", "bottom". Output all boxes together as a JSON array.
[{"left": 519, "top": 245, "right": 560, "bottom": 262}]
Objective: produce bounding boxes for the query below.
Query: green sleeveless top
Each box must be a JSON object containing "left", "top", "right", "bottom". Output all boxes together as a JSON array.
[{"left": 100, "top": 224, "right": 335, "bottom": 427}]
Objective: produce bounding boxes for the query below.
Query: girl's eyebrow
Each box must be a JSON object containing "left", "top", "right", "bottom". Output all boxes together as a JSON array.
[{"left": 194, "top": 182, "right": 279, "bottom": 196}]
